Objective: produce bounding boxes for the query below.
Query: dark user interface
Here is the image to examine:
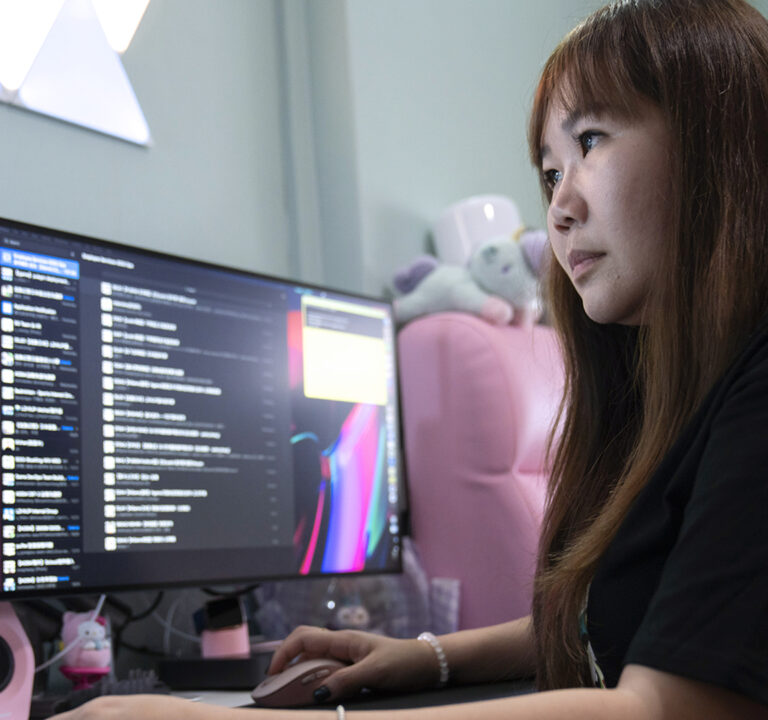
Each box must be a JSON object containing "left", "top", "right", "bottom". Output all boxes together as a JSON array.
[{"left": 0, "top": 221, "right": 402, "bottom": 596}]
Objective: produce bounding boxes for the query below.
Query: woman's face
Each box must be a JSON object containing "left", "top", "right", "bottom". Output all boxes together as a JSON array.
[{"left": 540, "top": 98, "right": 674, "bottom": 325}]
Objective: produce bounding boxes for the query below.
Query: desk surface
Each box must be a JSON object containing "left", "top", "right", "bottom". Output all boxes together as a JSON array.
[{"left": 177, "top": 690, "right": 253, "bottom": 707}]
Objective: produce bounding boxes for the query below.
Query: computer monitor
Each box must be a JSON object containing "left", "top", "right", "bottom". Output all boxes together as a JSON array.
[{"left": 0, "top": 217, "right": 405, "bottom": 600}]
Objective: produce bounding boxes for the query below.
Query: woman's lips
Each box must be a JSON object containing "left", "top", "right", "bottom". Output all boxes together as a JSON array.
[{"left": 568, "top": 250, "right": 605, "bottom": 279}]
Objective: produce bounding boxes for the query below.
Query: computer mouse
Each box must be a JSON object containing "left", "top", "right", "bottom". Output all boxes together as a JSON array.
[{"left": 251, "top": 657, "right": 346, "bottom": 707}]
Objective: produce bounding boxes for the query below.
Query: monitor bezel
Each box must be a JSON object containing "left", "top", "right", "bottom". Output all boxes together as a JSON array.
[{"left": 0, "top": 215, "right": 409, "bottom": 600}]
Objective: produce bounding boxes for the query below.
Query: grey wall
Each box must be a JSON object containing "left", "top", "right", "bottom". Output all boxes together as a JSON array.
[
  {"left": 298, "top": 0, "right": 768, "bottom": 295},
  {"left": 1, "top": 0, "right": 766, "bottom": 293},
  {"left": 334, "top": 0, "right": 608, "bottom": 293},
  {"left": 0, "top": 0, "right": 294, "bottom": 276}
]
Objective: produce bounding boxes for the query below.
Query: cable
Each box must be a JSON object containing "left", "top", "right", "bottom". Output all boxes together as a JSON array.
[
  {"left": 111, "top": 592, "right": 165, "bottom": 658},
  {"left": 126, "top": 592, "right": 165, "bottom": 623},
  {"left": 162, "top": 595, "right": 182, "bottom": 656},
  {"left": 153, "top": 609, "right": 200, "bottom": 649},
  {"left": 35, "top": 594, "right": 106, "bottom": 673}
]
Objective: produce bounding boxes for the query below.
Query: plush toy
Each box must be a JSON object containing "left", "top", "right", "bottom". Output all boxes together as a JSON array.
[
  {"left": 329, "top": 602, "right": 371, "bottom": 632},
  {"left": 393, "top": 228, "right": 548, "bottom": 326},
  {"left": 60, "top": 611, "right": 112, "bottom": 669},
  {"left": 325, "top": 589, "right": 387, "bottom": 634}
]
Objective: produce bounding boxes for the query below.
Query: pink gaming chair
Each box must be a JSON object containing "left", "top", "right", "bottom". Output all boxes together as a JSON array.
[{"left": 398, "top": 312, "right": 564, "bottom": 629}]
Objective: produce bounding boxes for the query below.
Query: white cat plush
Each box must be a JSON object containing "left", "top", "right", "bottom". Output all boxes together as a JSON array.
[
  {"left": 393, "top": 229, "right": 547, "bottom": 327},
  {"left": 60, "top": 611, "right": 112, "bottom": 668}
]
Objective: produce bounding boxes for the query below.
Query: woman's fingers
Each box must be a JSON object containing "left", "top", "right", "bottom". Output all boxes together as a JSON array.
[
  {"left": 265, "top": 628, "right": 436, "bottom": 704},
  {"left": 267, "top": 626, "right": 373, "bottom": 674},
  {"left": 312, "top": 659, "right": 378, "bottom": 702},
  {"left": 267, "top": 625, "right": 328, "bottom": 672}
]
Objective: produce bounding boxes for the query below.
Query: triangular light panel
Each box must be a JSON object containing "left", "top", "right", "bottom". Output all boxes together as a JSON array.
[
  {"left": 91, "top": 0, "right": 150, "bottom": 53},
  {"left": 0, "top": 0, "right": 65, "bottom": 99},
  {"left": 14, "top": 0, "right": 151, "bottom": 145}
]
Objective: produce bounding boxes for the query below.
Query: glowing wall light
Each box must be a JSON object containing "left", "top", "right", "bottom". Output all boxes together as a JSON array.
[
  {"left": 0, "top": 1, "right": 64, "bottom": 93},
  {"left": 0, "top": 0, "right": 151, "bottom": 146},
  {"left": 91, "top": 0, "right": 150, "bottom": 54}
]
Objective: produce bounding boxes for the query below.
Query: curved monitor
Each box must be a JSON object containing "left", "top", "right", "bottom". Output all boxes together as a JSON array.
[{"left": 0, "top": 217, "right": 405, "bottom": 599}]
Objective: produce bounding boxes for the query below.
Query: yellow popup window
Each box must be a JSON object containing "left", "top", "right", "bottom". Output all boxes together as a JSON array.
[{"left": 301, "top": 296, "right": 387, "bottom": 406}]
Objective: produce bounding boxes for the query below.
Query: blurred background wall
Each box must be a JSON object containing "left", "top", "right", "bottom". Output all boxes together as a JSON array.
[{"left": 1, "top": 0, "right": 765, "bottom": 297}]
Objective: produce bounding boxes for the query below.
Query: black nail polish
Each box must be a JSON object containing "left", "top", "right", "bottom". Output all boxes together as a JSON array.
[{"left": 313, "top": 685, "right": 331, "bottom": 703}]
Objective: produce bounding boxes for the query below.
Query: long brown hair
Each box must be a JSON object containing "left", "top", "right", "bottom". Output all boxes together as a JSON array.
[{"left": 528, "top": 0, "right": 768, "bottom": 689}]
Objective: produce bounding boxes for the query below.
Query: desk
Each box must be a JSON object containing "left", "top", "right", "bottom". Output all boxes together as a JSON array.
[
  {"left": 178, "top": 690, "right": 253, "bottom": 707},
  {"left": 185, "top": 681, "right": 536, "bottom": 711}
]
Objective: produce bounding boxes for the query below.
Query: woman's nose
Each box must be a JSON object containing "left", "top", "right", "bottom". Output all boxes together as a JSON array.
[{"left": 548, "top": 173, "right": 587, "bottom": 233}]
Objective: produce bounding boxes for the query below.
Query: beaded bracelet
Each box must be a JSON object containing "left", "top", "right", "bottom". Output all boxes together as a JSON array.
[{"left": 417, "top": 631, "right": 450, "bottom": 688}]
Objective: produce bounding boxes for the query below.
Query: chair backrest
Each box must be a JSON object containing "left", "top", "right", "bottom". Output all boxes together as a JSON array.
[{"left": 398, "top": 312, "right": 564, "bottom": 629}]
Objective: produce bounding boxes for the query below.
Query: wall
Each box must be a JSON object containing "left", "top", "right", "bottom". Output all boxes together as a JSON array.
[
  {"left": 297, "top": 0, "right": 768, "bottom": 295},
  {"left": 344, "top": 0, "right": 606, "bottom": 293},
  {"left": 292, "top": 0, "right": 609, "bottom": 295},
  {"left": 2, "top": 0, "right": 765, "bottom": 297},
  {"left": 0, "top": 0, "right": 294, "bottom": 277}
]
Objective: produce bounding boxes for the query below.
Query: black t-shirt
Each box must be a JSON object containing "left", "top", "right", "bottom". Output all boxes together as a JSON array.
[{"left": 587, "top": 319, "right": 768, "bottom": 706}]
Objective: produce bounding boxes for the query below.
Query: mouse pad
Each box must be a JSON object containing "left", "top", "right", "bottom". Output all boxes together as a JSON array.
[{"left": 244, "top": 679, "right": 535, "bottom": 711}]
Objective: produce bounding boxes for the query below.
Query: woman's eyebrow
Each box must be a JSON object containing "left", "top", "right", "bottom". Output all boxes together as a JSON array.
[{"left": 562, "top": 109, "right": 584, "bottom": 132}]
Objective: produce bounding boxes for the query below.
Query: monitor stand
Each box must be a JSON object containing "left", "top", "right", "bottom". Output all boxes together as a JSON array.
[
  {"left": 0, "top": 602, "right": 35, "bottom": 720},
  {"left": 158, "top": 652, "right": 272, "bottom": 691}
]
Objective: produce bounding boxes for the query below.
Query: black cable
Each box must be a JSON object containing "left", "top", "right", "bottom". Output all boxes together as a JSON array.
[
  {"left": 17, "top": 600, "right": 64, "bottom": 643},
  {"left": 110, "top": 592, "right": 165, "bottom": 659},
  {"left": 102, "top": 595, "right": 133, "bottom": 618},
  {"left": 125, "top": 592, "right": 165, "bottom": 623}
]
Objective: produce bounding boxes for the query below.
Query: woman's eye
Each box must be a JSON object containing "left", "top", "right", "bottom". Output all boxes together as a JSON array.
[
  {"left": 543, "top": 169, "right": 562, "bottom": 190},
  {"left": 578, "top": 130, "right": 602, "bottom": 155}
]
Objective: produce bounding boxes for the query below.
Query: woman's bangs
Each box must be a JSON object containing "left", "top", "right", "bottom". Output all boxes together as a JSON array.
[
  {"left": 530, "top": 43, "right": 641, "bottom": 194},
  {"left": 530, "top": 8, "right": 655, "bottom": 169},
  {"left": 551, "top": 28, "right": 645, "bottom": 123}
]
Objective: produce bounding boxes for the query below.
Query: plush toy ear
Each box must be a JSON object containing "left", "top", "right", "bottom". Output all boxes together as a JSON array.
[
  {"left": 520, "top": 229, "right": 549, "bottom": 277},
  {"left": 393, "top": 255, "right": 439, "bottom": 294}
]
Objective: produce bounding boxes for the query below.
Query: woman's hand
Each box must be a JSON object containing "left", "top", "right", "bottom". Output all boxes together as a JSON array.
[{"left": 268, "top": 626, "right": 441, "bottom": 703}]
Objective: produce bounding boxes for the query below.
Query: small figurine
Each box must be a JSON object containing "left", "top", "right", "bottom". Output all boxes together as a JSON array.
[{"left": 59, "top": 610, "right": 112, "bottom": 689}]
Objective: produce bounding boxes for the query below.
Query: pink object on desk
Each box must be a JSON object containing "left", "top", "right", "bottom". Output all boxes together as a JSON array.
[
  {"left": 59, "top": 611, "right": 111, "bottom": 670},
  {"left": 60, "top": 665, "right": 110, "bottom": 690},
  {"left": 398, "top": 312, "right": 564, "bottom": 629},
  {"left": 0, "top": 602, "right": 34, "bottom": 720},
  {"left": 201, "top": 624, "right": 250, "bottom": 659}
]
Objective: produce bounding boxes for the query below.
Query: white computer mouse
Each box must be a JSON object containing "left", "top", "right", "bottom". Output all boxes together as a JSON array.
[{"left": 251, "top": 657, "right": 346, "bottom": 707}]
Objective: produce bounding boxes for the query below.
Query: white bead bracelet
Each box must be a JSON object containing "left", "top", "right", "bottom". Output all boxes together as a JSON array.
[{"left": 417, "top": 631, "right": 449, "bottom": 688}]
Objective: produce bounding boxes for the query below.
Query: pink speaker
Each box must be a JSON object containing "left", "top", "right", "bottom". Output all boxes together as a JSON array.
[{"left": 0, "top": 602, "right": 34, "bottom": 720}]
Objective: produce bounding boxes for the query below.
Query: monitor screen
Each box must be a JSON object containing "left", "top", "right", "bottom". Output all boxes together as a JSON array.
[{"left": 0, "top": 217, "right": 405, "bottom": 599}]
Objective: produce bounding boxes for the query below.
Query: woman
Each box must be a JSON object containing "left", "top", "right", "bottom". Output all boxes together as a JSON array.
[{"left": 53, "top": 0, "right": 768, "bottom": 717}]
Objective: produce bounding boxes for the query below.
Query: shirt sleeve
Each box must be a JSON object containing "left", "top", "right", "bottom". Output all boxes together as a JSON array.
[{"left": 625, "top": 348, "right": 768, "bottom": 706}]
